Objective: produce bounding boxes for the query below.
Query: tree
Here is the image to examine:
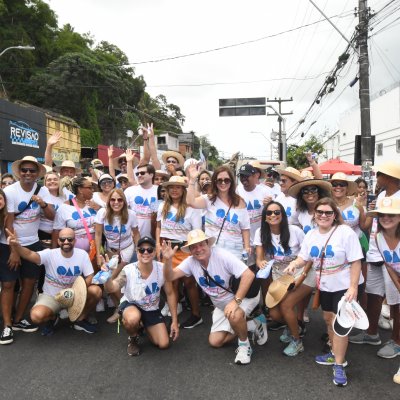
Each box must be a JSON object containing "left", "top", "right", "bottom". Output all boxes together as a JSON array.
[{"left": 286, "top": 135, "right": 325, "bottom": 169}]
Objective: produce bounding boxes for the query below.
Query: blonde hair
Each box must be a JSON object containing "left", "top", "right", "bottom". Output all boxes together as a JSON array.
[
  {"left": 44, "top": 172, "right": 60, "bottom": 196},
  {"left": 161, "top": 185, "right": 188, "bottom": 222}
]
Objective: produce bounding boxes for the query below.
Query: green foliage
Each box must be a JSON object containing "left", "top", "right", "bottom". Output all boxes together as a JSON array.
[
  {"left": 80, "top": 127, "right": 100, "bottom": 147},
  {"left": 192, "top": 135, "right": 223, "bottom": 170},
  {"left": 287, "top": 135, "right": 324, "bottom": 169}
]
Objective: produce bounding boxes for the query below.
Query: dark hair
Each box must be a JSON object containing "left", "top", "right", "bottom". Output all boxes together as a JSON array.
[
  {"left": 312, "top": 197, "right": 344, "bottom": 226},
  {"left": 260, "top": 201, "right": 290, "bottom": 255},
  {"left": 296, "top": 185, "right": 331, "bottom": 212},
  {"left": 1, "top": 173, "right": 14, "bottom": 183},
  {"left": 209, "top": 165, "right": 241, "bottom": 207},
  {"left": 355, "top": 177, "right": 368, "bottom": 188},
  {"left": 71, "top": 176, "right": 92, "bottom": 195},
  {"left": 0, "top": 188, "right": 8, "bottom": 229},
  {"left": 197, "top": 170, "right": 211, "bottom": 183},
  {"left": 157, "top": 184, "right": 166, "bottom": 200},
  {"left": 175, "top": 167, "right": 185, "bottom": 176},
  {"left": 377, "top": 216, "right": 400, "bottom": 238},
  {"left": 138, "top": 164, "right": 155, "bottom": 184}
]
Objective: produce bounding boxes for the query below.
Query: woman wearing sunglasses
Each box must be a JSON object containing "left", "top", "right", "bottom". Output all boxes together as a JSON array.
[
  {"left": 285, "top": 197, "right": 364, "bottom": 387},
  {"left": 186, "top": 164, "right": 250, "bottom": 260},
  {"left": 255, "top": 201, "right": 312, "bottom": 356},
  {"left": 92, "top": 174, "right": 116, "bottom": 209},
  {"left": 156, "top": 176, "right": 203, "bottom": 328},
  {"left": 95, "top": 188, "right": 140, "bottom": 323}
]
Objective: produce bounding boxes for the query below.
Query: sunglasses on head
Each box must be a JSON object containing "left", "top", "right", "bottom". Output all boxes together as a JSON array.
[
  {"left": 135, "top": 171, "right": 147, "bottom": 177},
  {"left": 110, "top": 198, "right": 124, "bottom": 203},
  {"left": 301, "top": 186, "right": 318, "bottom": 195},
  {"left": 20, "top": 167, "right": 38, "bottom": 174},
  {"left": 138, "top": 247, "right": 154, "bottom": 254},
  {"left": 315, "top": 209, "right": 335, "bottom": 217},
  {"left": 266, "top": 210, "right": 281, "bottom": 216},
  {"left": 216, "top": 178, "right": 231, "bottom": 185},
  {"left": 59, "top": 237, "right": 74, "bottom": 243},
  {"left": 331, "top": 181, "right": 348, "bottom": 188}
]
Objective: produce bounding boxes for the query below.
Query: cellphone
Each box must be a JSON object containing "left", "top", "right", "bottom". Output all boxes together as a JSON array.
[{"left": 367, "top": 194, "right": 376, "bottom": 208}]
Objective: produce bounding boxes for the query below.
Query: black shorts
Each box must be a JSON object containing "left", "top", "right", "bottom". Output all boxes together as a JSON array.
[
  {"left": 119, "top": 301, "right": 165, "bottom": 328},
  {"left": 0, "top": 242, "right": 43, "bottom": 282},
  {"left": 320, "top": 284, "right": 364, "bottom": 313}
]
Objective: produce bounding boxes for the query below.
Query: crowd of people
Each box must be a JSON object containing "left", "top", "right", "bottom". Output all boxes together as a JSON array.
[{"left": 0, "top": 125, "right": 399, "bottom": 388}]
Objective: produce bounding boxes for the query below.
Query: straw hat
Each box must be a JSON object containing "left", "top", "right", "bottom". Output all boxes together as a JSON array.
[
  {"left": 275, "top": 166, "right": 302, "bottom": 182},
  {"left": 155, "top": 170, "right": 170, "bottom": 178},
  {"left": 44, "top": 165, "right": 53, "bottom": 174},
  {"left": 162, "top": 176, "right": 188, "bottom": 188},
  {"left": 249, "top": 160, "right": 267, "bottom": 178},
  {"left": 287, "top": 179, "right": 332, "bottom": 198},
  {"left": 366, "top": 197, "right": 400, "bottom": 218},
  {"left": 112, "top": 152, "right": 140, "bottom": 170},
  {"left": 90, "top": 159, "right": 104, "bottom": 168},
  {"left": 329, "top": 172, "right": 358, "bottom": 196},
  {"left": 54, "top": 276, "right": 87, "bottom": 322},
  {"left": 373, "top": 161, "right": 400, "bottom": 180},
  {"left": 181, "top": 229, "right": 216, "bottom": 253},
  {"left": 161, "top": 151, "right": 185, "bottom": 168},
  {"left": 117, "top": 173, "right": 129, "bottom": 182},
  {"left": 300, "top": 170, "right": 314, "bottom": 179},
  {"left": 11, "top": 156, "right": 47, "bottom": 179},
  {"left": 265, "top": 275, "right": 295, "bottom": 308},
  {"left": 53, "top": 160, "right": 82, "bottom": 175}
]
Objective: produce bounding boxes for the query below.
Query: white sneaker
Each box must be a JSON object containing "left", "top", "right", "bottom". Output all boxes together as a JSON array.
[
  {"left": 381, "top": 304, "right": 390, "bottom": 319},
  {"left": 394, "top": 365, "right": 400, "bottom": 385},
  {"left": 253, "top": 314, "right": 268, "bottom": 345},
  {"left": 303, "top": 309, "right": 310, "bottom": 323},
  {"left": 234, "top": 344, "right": 252, "bottom": 365},
  {"left": 59, "top": 309, "right": 69, "bottom": 320},
  {"left": 161, "top": 303, "right": 170, "bottom": 317},
  {"left": 168, "top": 303, "right": 182, "bottom": 316},
  {"left": 107, "top": 295, "right": 115, "bottom": 308},
  {"left": 378, "top": 315, "right": 393, "bottom": 331},
  {"left": 96, "top": 299, "right": 105, "bottom": 312}
]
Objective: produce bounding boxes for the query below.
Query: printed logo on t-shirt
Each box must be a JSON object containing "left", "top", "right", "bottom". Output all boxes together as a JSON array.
[
  {"left": 342, "top": 210, "right": 355, "bottom": 221},
  {"left": 166, "top": 212, "right": 185, "bottom": 224},
  {"left": 133, "top": 196, "right": 157, "bottom": 219},
  {"left": 245, "top": 200, "right": 262, "bottom": 211},
  {"left": 199, "top": 274, "right": 225, "bottom": 289},
  {"left": 383, "top": 249, "right": 400, "bottom": 263},
  {"left": 310, "top": 245, "right": 334, "bottom": 258},
  {"left": 134, "top": 196, "right": 156, "bottom": 207},
  {"left": 72, "top": 209, "right": 96, "bottom": 220},
  {"left": 272, "top": 245, "right": 292, "bottom": 257},
  {"left": 145, "top": 282, "right": 160, "bottom": 295},
  {"left": 216, "top": 209, "right": 238, "bottom": 224},
  {"left": 303, "top": 225, "right": 312, "bottom": 234},
  {"left": 56, "top": 265, "right": 81, "bottom": 276},
  {"left": 16, "top": 200, "right": 41, "bottom": 223},
  {"left": 286, "top": 206, "right": 292, "bottom": 217},
  {"left": 105, "top": 224, "right": 127, "bottom": 234}
]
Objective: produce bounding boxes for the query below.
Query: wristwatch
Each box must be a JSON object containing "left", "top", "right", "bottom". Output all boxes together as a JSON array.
[{"left": 234, "top": 297, "right": 242, "bottom": 305}]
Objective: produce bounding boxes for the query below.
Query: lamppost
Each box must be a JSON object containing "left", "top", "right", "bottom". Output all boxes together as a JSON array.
[
  {"left": 265, "top": 104, "right": 287, "bottom": 165},
  {"left": 250, "top": 131, "right": 278, "bottom": 160}
]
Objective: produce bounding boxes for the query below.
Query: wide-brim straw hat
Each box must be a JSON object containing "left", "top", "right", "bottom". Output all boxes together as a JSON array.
[
  {"left": 112, "top": 152, "right": 140, "bottom": 170},
  {"left": 366, "top": 197, "right": 400, "bottom": 217},
  {"left": 373, "top": 161, "right": 400, "bottom": 180},
  {"left": 249, "top": 160, "right": 267, "bottom": 178},
  {"left": 161, "top": 151, "right": 185, "bottom": 168},
  {"left": 182, "top": 229, "right": 216, "bottom": 253},
  {"left": 287, "top": 179, "right": 332, "bottom": 198},
  {"left": 329, "top": 172, "right": 358, "bottom": 196},
  {"left": 162, "top": 175, "right": 188, "bottom": 188},
  {"left": 53, "top": 160, "right": 82, "bottom": 175},
  {"left": 155, "top": 170, "right": 170, "bottom": 178},
  {"left": 276, "top": 166, "right": 302, "bottom": 182},
  {"left": 12, "top": 156, "right": 47, "bottom": 179},
  {"left": 54, "top": 276, "right": 87, "bottom": 322},
  {"left": 300, "top": 170, "right": 314, "bottom": 179},
  {"left": 265, "top": 275, "right": 295, "bottom": 308}
]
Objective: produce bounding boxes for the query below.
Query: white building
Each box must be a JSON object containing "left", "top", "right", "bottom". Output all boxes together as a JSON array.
[{"left": 323, "top": 82, "right": 400, "bottom": 164}]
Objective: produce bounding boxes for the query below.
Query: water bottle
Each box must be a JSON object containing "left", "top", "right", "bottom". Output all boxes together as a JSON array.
[
  {"left": 242, "top": 250, "right": 249, "bottom": 264},
  {"left": 107, "top": 255, "right": 119, "bottom": 270}
]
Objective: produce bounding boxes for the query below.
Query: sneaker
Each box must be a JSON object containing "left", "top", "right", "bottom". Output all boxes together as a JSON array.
[
  {"left": 348, "top": 331, "right": 381, "bottom": 345},
  {"left": 268, "top": 320, "right": 287, "bottom": 331},
  {"left": 106, "top": 310, "right": 120, "bottom": 324},
  {"left": 381, "top": 303, "right": 390, "bottom": 319},
  {"left": 298, "top": 321, "right": 307, "bottom": 338},
  {"left": 303, "top": 309, "right": 310, "bottom": 323},
  {"left": 88, "top": 315, "right": 98, "bottom": 325},
  {"left": 41, "top": 316, "right": 59, "bottom": 336},
  {"left": 181, "top": 314, "right": 203, "bottom": 329},
  {"left": 253, "top": 314, "right": 268, "bottom": 345},
  {"left": 96, "top": 299, "right": 105, "bottom": 312},
  {"left": 333, "top": 364, "right": 348, "bottom": 386},
  {"left": 127, "top": 335, "right": 140, "bottom": 356},
  {"left": 394, "top": 365, "right": 400, "bottom": 385},
  {"left": 12, "top": 319, "right": 38, "bottom": 333},
  {"left": 0, "top": 326, "right": 13, "bottom": 345},
  {"left": 315, "top": 351, "right": 348, "bottom": 367},
  {"left": 283, "top": 338, "right": 304, "bottom": 357},
  {"left": 280, "top": 327, "right": 291, "bottom": 344},
  {"left": 107, "top": 295, "right": 115, "bottom": 308},
  {"left": 73, "top": 319, "right": 97, "bottom": 334},
  {"left": 377, "top": 340, "right": 400, "bottom": 359},
  {"left": 234, "top": 344, "right": 252, "bottom": 365},
  {"left": 59, "top": 309, "right": 69, "bottom": 320},
  {"left": 378, "top": 315, "right": 393, "bottom": 331},
  {"left": 168, "top": 303, "right": 182, "bottom": 317},
  {"left": 161, "top": 303, "right": 170, "bottom": 317}
]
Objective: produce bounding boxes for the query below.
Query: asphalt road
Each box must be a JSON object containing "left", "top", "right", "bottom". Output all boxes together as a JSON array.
[{"left": 0, "top": 305, "right": 399, "bottom": 400}]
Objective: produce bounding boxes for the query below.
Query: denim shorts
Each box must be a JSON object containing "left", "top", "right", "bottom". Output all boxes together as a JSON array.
[{"left": 119, "top": 301, "right": 165, "bottom": 328}]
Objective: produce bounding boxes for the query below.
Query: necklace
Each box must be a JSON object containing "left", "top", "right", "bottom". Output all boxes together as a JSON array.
[{"left": 336, "top": 197, "right": 348, "bottom": 208}]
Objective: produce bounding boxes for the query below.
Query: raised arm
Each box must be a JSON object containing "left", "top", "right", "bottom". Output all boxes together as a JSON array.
[
  {"left": 6, "top": 228, "right": 41, "bottom": 265},
  {"left": 161, "top": 241, "right": 186, "bottom": 282},
  {"left": 108, "top": 145, "right": 116, "bottom": 179},
  {"left": 186, "top": 164, "right": 207, "bottom": 209},
  {"left": 146, "top": 123, "right": 161, "bottom": 170},
  {"left": 305, "top": 152, "right": 323, "bottom": 179},
  {"left": 125, "top": 149, "right": 136, "bottom": 186},
  {"left": 44, "top": 131, "right": 62, "bottom": 167}
]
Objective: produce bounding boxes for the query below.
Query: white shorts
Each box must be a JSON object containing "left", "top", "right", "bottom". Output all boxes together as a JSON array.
[
  {"left": 34, "top": 293, "right": 63, "bottom": 314},
  {"left": 210, "top": 294, "right": 260, "bottom": 335},
  {"left": 383, "top": 267, "right": 400, "bottom": 305},
  {"left": 365, "top": 263, "right": 385, "bottom": 297}
]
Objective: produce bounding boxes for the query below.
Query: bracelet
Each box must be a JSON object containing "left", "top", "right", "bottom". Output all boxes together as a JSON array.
[
  {"left": 301, "top": 271, "right": 308, "bottom": 277},
  {"left": 41, "top": 202, "right": 48, "bottom": 209}
]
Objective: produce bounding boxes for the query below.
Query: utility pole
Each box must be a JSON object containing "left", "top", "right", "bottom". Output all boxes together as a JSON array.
[
  {"left": 266, "top": 97, "right": 293, "bottom": 162},
  {"left": 358, "top": 0, "right": 373, "bottom": 187}
]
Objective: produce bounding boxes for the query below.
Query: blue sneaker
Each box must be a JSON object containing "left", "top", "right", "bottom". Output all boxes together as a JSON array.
[
  {"left": 315, "top": 351, "right": 348, "bottom": 367},
  {"left": 280, "top": 327, "right": 291, "bottom": 343},
  {"left": 73, "top": 319, "right": 97, "bottom": 334},
  {"left": 283, "top": 338, "right": 304, "bottom": 357},
  {"left": 41, "top": 316, "right": 59, "bottom": 336},
  {"left": 333, "top": 364, "right": 347, "bottom": 386}
]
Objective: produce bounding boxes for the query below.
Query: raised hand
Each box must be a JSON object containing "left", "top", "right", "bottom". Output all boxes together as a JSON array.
[
  {"left": 108, "top": 145, "right": 114, "bottom": 159},
  {"left": 161, "top": 240, "right": 178, "bottom": 261},
  {"left": 48, "top": 131, "right": 62, "bottom": 146}
]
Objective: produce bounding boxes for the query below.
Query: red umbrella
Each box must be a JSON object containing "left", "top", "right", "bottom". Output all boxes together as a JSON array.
[{"left": 305, "top": 158, "right": 362, "bottom": 175}]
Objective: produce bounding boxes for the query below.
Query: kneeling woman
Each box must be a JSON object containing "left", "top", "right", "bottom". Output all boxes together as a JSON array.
[
  {"left": 255, "top": 201, "right": 313, "bottom": 356},
  {"left": 286, "top": 197, "right": 364, "bottom": 387},
  {"left": 104, "top": 237, "right": 179, "bottom": 356}
]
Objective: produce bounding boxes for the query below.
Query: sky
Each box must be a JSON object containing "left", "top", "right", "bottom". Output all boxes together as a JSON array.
[{"left": 45, "top": 0, "right": 400, "bottom": 160}]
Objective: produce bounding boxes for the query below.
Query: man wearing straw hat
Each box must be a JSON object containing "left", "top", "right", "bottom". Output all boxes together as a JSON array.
[
  {"left": 162, "top": 229, "right": 257, "bottom": 365},
  {"left": 6, "top": 228, "right": 101, "bottom": 337},
  {"left": 0, "top": 156, "right": 55, "bottom": 345}
]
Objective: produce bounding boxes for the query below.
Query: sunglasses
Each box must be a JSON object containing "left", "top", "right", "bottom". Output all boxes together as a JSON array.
[
  {"left": 216, "top": 178, "right": 231, "bottom": 185},
  {"left": 59, "top": 237, "right": 74, "bottom": 243},
  {"left": 137, "top": 247, "right": 154, "bottom": 254},
  {"left": 100, "top": 179, "right": 114, "bottom": 185},
  {"left": 331, "top": 182, "right": 348, "bottom": 188},
  {"left": 135, "top": 171, "right": 147, "bottom": 177},
  {"left": 20, "top": 167, "right": 38, "bottom": 174},
  {"left": 266, "top": 210, "right": 281, "bottom": 216},
  {"left": 315, "top": 210, "right": 335, "bottom": 217},
  {"left": 110, "top": 198, "right": 124, "bottom": 203},
  {"left": 166, "top": 159, "right": 178, "bottom": 164},
  {"left": 280, "top": 179, "right": 289, "bottom": 184},
  {"left": 301, "top": 186, "right": 318, "bottom": 195}
]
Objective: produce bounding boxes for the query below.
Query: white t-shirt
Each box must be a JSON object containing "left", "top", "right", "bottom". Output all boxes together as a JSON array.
[
  {"left": 297, "top": 210, "right": 315, "bottom": 234},
  {"left": 92, "top": 191, "right": 107, "bottom": 208},
  {"left": 237, "top": 184, "right": 272, "bottom": 245},
  {"left": 157, "top": 203, "right": 202, "bottom": 241},
  {"left": 119, "top": 261, "right": 164, "bottom": 311},
  {"left": 125, "top": 184, "right": 158, "bottom": 237},
  {"left": 39, "top": 194, "right": 65, "bottom": 233},
  {"left": 275, "top": 193, "right": 299, "bottom": 226},
  {"left": 178, "top": 246, "right": 247, "bottom": 310},
  {"left": 38, "top": 248, "right": 94, "bottom": 297},
  {"left": 202, "top": 195, "right": 250, "bottom": 245},
  {"left": 95, "top": 208, "right": 138, "bottom": 250},
  {"left": 3, "top": 182, "right": 52, "bottom": 246},
  {"left": 341, "top": 204, "right": 362, "bottom": 237},
  {"left": 62, "top": 187, "right": 74, "bottom": 201},
  {"left": 298, "top": 224, "right": 364, "bottom": 292}
]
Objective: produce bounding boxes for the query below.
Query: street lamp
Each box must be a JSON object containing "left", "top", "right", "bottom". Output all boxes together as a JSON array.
[
  {"left": 250, "top": 131, "right": 277, "bottom": 160},
  {"left": 266, "top": 104, "right": 287, "bottom": 165}
]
